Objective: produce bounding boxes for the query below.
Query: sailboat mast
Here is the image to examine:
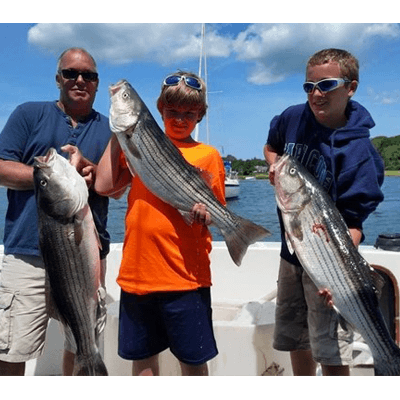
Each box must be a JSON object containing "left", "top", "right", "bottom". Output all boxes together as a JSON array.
[
  {"left": 198, "top": 24, "right": 203, "bottom": 78},
  {"left": 195, "top": 23, "right": 210, "bottom": 144}
]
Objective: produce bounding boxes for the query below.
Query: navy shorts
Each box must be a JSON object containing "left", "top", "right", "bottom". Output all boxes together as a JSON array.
[{"left": 118, "top": 288, "right": 218, "bottom": 365}]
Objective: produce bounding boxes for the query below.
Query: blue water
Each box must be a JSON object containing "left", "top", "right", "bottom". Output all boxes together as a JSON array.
[{"left": 0, "top": 178, "right": 399, "bottom": 246}]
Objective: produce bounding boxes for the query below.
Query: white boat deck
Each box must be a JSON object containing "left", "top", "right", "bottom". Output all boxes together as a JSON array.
[{"left": 1, "top": 242, "right": 398, "bottom": 376}]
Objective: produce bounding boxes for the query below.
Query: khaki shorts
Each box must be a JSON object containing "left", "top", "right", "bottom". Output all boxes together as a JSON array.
[
  {"left": 0, "top": 254, "right": 107, "bottom": 363},
  {"left": 273, "top": 258, "right": 354, "bottom": 366}
]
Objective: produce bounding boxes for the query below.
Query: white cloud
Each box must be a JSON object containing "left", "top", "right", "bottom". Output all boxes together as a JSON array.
[
  {"left": 28, "top": 23, "right": 231, "bottom": 65},
  {"left": 28, "top": 23, "right": 400, "bottom": 85},
  {"left": 232, "top": 23, "right": 400, "bottom": 85},
  {"left": 363, "top": 23, "right": 400, "bottom": 38},
  {"left": 367, "top": 87, "right": 400, "bottom": 105}
]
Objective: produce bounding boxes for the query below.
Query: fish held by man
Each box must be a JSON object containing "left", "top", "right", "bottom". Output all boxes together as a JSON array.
[
  {"left": 273, "top": 153, "right": 400, "bottom": 376},
  {"left": 108, "top": 79, "right": 270, "bottom": 266},
  {"left": 33, "top": 147, "right": 108, "bottom": 376}
]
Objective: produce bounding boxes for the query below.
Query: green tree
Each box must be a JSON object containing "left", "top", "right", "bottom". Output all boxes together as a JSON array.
[{"left": 372, "top": 135, "right": 400, "bottom": 170}]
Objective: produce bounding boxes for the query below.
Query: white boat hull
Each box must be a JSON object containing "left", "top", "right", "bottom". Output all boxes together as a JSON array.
[
  {"left": 225, "top": 179, "right": 240, "bottom": 199},
  {"left": 3, "top": 242, "right": 397, "bottom": 376}
]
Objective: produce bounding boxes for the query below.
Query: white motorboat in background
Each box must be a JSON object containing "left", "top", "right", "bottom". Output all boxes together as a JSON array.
[{"left": 224, "top": 160, "right": 240, "bottom": 200}]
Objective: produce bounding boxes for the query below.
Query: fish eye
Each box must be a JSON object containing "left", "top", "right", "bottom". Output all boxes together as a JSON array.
[
  {"left": 40, "top": 179, "right": 47, "bottom": 187},
  {"left": 289, "top": 168, "right": 297, "bottom": 175},
  {"left": 122, "top": 92, "right": 129, "bottom": 99}
]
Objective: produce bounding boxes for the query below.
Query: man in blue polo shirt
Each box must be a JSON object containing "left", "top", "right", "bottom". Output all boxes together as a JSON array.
[{"left": 0, "top": 47, "right": 111, "bottom": 375}]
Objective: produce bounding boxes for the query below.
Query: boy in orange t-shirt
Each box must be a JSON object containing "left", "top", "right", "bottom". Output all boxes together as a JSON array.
[{"left": 95, "top": 71, "right": 225, "bottom": 375}]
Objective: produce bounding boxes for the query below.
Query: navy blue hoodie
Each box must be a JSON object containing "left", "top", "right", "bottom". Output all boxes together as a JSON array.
[{"left": 267, "top": 100, "right": 384, "bottom": 266}]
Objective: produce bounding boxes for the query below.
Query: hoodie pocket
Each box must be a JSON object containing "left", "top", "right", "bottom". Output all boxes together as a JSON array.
[{"left": 0, "top": 289, "right": 15, "bottom": 350}]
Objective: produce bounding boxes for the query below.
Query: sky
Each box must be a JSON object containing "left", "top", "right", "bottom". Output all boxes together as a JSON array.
[{"left": 1, "top": 15, "right": 400, "bottom": 161}]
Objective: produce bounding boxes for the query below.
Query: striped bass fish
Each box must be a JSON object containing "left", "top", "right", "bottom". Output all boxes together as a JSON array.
[
  {"left": 33, "top": 148, "right": 108, "bottom": 376},
  {"left": 273, "top": 153, "right": 400, "bottom": 376},
  {"left": 108, "top": 79, "right": 270, "bottom": 266}
]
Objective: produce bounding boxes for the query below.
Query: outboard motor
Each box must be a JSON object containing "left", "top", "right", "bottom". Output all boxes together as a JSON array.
[{"left": 374, "top": 233, "right": 400, "bottom": 252}]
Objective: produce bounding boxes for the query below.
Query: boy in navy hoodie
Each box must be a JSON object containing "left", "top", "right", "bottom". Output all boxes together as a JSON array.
[{"left": 264, "top": 48, "right": 384, "bottom": 376}]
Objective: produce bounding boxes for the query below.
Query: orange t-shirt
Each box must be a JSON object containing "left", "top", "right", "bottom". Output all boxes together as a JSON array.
[{"left": 117, "top": 141, "right": 226, "bottom": 295}]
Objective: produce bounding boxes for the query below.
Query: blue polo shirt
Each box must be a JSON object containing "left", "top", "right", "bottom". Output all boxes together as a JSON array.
[{"left": 0, "top": 101, "right": 112, "bottom": 259}]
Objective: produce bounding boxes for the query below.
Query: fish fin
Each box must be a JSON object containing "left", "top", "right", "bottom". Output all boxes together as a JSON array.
[
  {"left": 74, "top": 352, "right": 108, "bottom": 376},
  {"left": 125, "top": 162, "right": 136, "bottom": 178},
  {"left": 198, "top": 168, "right": 213, "bottom": 189},
  {"left": 289, "top": 219, "right": 303, "bottom": 241},
  {"left": 369, "top": 267, "right": 385, "bottom": 298},
  {"left": 126, "top": 140, "right": 141, "bottom": 160},
  {"left": 285, "top": 232, "right": 295, "bottom": 255},
  {"left": 221, "top": 215, "right": 271, "bottom": 266},
  {"left": 373, "top": 346, "right": 400, "bottom": 375},
  {"left": 74, "top": 215, "right": 84, "bottom": 245},
  {"left": 179, "top": 210, "right": 194, "bottom": 225},
  {"left": 93, "top": 223, "right": 103, "bottom": 251},
  {"left": 332, "top": 305, "right": 354, "bottom": 333},
  {"left": 73, "top": 204, "right": 92, "bottom": 246}
]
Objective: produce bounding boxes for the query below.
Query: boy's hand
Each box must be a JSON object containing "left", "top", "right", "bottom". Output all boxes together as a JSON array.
[
  {"left": 263, "top": 144, "right": 278, "bottom": 186},
  {"left": 191, "top": 203, "right": 212, "bottom": 226},
  {"left": 268, "top": 164, "right": 276, "bottom": 185},
  {"left": 318, "top": 288, "right": 334, "bottom": 308}
]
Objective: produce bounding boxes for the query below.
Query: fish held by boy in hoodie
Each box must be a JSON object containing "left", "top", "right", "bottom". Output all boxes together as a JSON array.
[
  {"left": 33, "top": 147, "right": 108, "bottom": 376},
  {"left": 273, "top": 153, "right": 400, "bottom": 376},
  {"left": 108, "top": 79, "right": 271, "bottom": 267}
]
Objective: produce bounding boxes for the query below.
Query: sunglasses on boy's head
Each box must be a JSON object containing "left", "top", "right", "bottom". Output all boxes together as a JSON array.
[
  {"left": 303, "top": 78, "right": 351, "bottom": 94},
  {"left": 163, "top": 75, "right": 202, "bottom": 91},
  {"left": 59, "top": 69, "right": 99, "bottom": 82}
]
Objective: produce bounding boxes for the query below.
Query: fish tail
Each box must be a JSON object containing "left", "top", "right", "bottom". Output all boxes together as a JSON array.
[
  {"left": 374, "top": 350, "right": 400, "bottom": 376},
  {"left": 222, "top": 216, "right": 271, "bottom": 266},
  {"left": 75, "top": 352, "right": 108, "bottom": 376}
]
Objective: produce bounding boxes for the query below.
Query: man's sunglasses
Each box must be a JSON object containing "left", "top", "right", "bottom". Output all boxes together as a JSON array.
[
  {"left": 59, "top": 69, "right": 99, "bottom": 82},
  {"left": 163, "top": 75, "right": 202, "bottom": 91},
  {"left": 303, "top": 78, "right": 351, "bottom": 94}
]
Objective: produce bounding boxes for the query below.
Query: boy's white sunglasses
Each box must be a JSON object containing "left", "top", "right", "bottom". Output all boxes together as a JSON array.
[
  {"left": 303, "top": 78, "right": 351, "bottom": 94},
  {"left": 163, "top": 75, "right": 202, "bottom": 91}
]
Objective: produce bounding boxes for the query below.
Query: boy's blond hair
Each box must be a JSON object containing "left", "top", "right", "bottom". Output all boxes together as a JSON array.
[
  {"left": 157, "top": 71, "right": 207, "bottom": 122},
  {"left": 307, "top": 48, "right": 359, "bottom": 83}
]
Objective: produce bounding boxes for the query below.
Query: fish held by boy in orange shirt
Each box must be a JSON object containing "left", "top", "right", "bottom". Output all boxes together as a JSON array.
[{"left": 108, "top": 79, "right": 271, "bottom": 266}]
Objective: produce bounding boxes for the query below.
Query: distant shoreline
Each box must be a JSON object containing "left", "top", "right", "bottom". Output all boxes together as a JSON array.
[
  {"left": 245, "top": 171, "right": 400, "bottom": 180},
  {"left": 385, "top": 171, "right": 400, "bottom": 177}
]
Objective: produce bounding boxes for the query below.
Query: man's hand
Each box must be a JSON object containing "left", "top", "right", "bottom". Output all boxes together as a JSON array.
[{"left": 61, "top": 144, "right": 95, "bottom": 188}]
